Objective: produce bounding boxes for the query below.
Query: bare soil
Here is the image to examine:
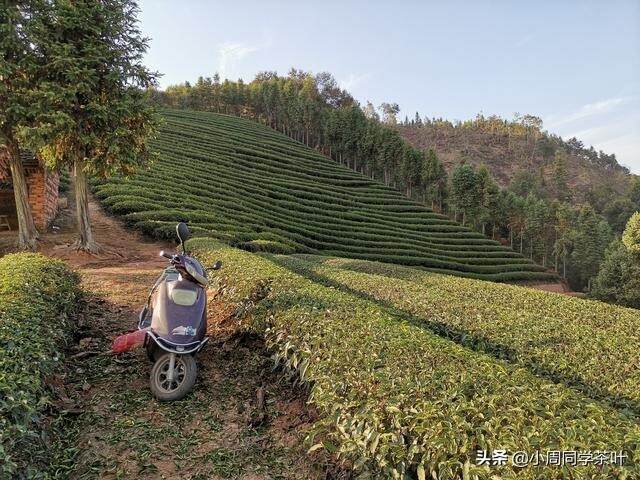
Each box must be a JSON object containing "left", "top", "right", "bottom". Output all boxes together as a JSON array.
[{"left": 2, "top": 198, "right": 343, "bottom": 479}]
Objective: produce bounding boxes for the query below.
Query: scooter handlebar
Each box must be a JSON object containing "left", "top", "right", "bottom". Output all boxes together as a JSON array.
[{"left": 159, "top": 250, "right": 173, "bottom": 260}]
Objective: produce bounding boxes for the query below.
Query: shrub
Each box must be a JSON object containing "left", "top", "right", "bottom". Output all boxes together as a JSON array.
[{"left": 0, "top": 253, "right": 80, "bottom": 478}]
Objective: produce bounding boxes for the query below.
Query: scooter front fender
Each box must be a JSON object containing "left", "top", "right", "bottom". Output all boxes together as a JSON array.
[{"left": 146, "top": 330, "right": 209, "bottom": 355}]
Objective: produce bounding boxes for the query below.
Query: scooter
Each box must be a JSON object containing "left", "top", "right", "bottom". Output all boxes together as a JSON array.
[{"left": 114, "top": 222, "right": 221, "bottom": 401}]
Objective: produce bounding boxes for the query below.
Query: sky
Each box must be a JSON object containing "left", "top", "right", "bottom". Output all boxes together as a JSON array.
[{"left": 138, "top": 0, "right": 640, "bottom": 173}]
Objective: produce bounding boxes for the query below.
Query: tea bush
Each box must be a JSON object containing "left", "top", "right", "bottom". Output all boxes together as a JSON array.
[
  {"left": 190, "top": 238, "right": 639, "bottom": 479},
  {"left": 0, "top": 253, "right": 80, "bottom": 478},
  {"left": 93, "top": 109, "right": 555, "bottom": 282},
  {"left": 275, "top": 254, "right": 640, "bottom": 416}
]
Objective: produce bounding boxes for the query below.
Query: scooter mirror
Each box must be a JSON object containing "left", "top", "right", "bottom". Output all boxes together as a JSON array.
[
  {"left": 212, "top": 260, "right": 222, "bottom": 270},
  {"left": 176, "top": 222, "right": 190, "bottom": 243}
]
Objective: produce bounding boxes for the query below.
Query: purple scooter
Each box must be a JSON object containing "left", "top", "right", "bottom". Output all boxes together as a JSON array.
[{"left": 138, "top": 222, "right": 221, "bottom": 401}]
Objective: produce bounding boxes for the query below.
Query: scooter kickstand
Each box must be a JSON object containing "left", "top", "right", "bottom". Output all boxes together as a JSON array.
[{"left": 167, "top": 353, "right": 176, "bottom": 383}]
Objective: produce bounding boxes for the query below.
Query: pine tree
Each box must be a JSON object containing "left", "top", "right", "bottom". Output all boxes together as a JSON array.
[
  {"left": 553, "top": 149, "right": 570, "bottom": 201},
  {"left": 553, "top": 202, "right": 574, "bottom": 276},
  {"left": 476, "top": 165, "right": 499, "bottom": 235},
  {"left": 569, "top": 205, "right": 612, "bottom": 290},
  {"left": 23, "top": 0, "right": 159, "bottom": 252},
  {"left": 451, "top": 163, "right": 479, "bottom": 226},
  {"left": 421, "top": 148, "right": 447, "bottom": 210},
  {"left": 0, "top": 1, "right": 40, "bottom": 249},
  {"left": 590, "top": 239, "right": 640, "bottom": 308}
]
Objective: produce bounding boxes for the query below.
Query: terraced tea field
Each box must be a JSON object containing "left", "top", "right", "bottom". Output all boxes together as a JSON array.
[
  {"left": 189, "top": 238, "right": 640, "bottom": 479},
  {"left": 93, "top": 109, "right": 555, "bottom": 282}
]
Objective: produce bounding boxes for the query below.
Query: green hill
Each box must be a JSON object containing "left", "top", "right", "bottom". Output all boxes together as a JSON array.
[
  {"left": 93, "top": 109, "right": 555, "bottom": 282},
  {"left": 397, "top": 118, "right": 633, "bottom": 202}
]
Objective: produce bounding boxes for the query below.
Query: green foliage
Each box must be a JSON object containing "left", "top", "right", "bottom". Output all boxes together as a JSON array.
[
  {"left": 421, "top": 148, "right": 446, "bottom": 208},
  {"left": 450, "top": 163, "right": 480, "bottom": 225},
  {"left": 591, "top": 239, "right": 640, "bottom": 308},
  {"left": 568, "top": 205, "right": 612, "bottom": 290},
  {"left": 58, "top": 168, "right": 70, "bottom": 194},
  {"left": 593, "top": 213, "right": 640, "bottom": 307},
  {"left": 280, "top": 254, "right": 640, "bottom": 412},
  {"left": 190, "top": 239, "right": 639, "bottom": 479},
  {"left": 0, "top": 2, "right": 27, "bottom": 145},
  {"left": 0, "top": 253, "right": 80, "bottom": 478},
  {"left": 17, "top": 0, "right": 159, "bottom": 178},
  {"left": 93, "top": 109, "right": 554, "bottom": 281},
  {"left": 552, "top": 149, "right": 570, "bottom": 201},
  {"left": 622, "top": 211, "right": 640, "bottom": 254}
]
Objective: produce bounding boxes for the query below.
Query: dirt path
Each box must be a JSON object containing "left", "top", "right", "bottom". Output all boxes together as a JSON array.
[{"left": 13, "top": 198, "right": 341, "bottom": 479}]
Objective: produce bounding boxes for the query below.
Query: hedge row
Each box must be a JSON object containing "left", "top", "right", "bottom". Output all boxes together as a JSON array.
[
  {"left": 0, "top": 253, "right": 80, "bottom": 478},
  {"left": 277, "top": 254, "right": 640, "bottom": 413},
  {"left": 189, "top": 239, "right": 638, "bottom": 479}
]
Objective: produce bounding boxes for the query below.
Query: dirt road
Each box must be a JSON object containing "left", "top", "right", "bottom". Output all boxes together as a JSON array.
[{"left": 8, "top": 199, "right": 339, "bottom": 479}]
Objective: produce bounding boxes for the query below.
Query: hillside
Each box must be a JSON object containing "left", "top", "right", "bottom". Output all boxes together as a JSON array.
[
  {"left": 92, "top": 109, "right": 554, "bottom": 282},
  {"left": 397, "top": 118, "right": 633, "bottom": 200}
]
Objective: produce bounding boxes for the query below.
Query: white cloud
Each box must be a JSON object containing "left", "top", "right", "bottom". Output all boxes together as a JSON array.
[
  {"left": 546, "top": 95, "right": 640, "bottom": 172},
  {"left": 339, "top": 73, "right": 371, "bottom": 92},
  {"left": 217, "top": 39, "right": 270, "bottom": 79},
  {"left": 547, "top": 96, "right": 636, "bottom": 128},
  {"left": 514, "top": 33, "right": 535, "bottom": 48}
]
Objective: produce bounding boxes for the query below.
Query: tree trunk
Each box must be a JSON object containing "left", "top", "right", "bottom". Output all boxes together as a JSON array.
[
  {"left": 7, "top": 140, "right": 38, "bottom": 249},
  {"left": 73, "top": 157, "right": 100, "bottom": 253},
  {"left": 520, "top": 228, "right": 524, "bottom": 253}
]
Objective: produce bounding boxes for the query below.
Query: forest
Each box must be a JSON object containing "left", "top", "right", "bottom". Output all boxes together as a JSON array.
[{"left": 150, "top": 71, "right": 640, "bottom": 301}]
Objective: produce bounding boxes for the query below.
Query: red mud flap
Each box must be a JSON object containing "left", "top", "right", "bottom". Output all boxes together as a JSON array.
[{"left": 112, "top": 329, "right": 148, "bottom": 354}]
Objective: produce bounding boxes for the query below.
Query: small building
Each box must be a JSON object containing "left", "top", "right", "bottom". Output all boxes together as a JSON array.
[{"left": 0, "top": 149, "right": 59, "bottom": 231}]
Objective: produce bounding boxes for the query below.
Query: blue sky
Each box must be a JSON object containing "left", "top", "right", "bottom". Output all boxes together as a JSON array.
[{"left": 138, "top": 0, "right": 640, "bottom": 173}]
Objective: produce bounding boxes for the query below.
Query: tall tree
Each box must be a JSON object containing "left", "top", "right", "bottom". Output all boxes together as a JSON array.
[
  {"left": 553, "top": 202, "right": 574, "bottom": 277},
  {"left": 592, "top": 213, "right": 640, "bottom": 308},
  {"left": 0, "top": 1, "right": 39, "bottom": 249},
  {"left": 379, "top": 102, "right": 400, "bottom": 125},
  {"left": 552, "top": 149, "right": 570, "bottom": 201},
  {"left": 568, "top": 205, "right": 611, "bottom": 290},
  {"left": 476, "top": 165, "right": 499, "bottom": 235},
  {"left": 450, "top": 163, "right": 479, "bottom": 226},
  {"left": 24, "top": 0, "right": 159, "bottom": 252},
  {"left": 421, "top": 148, "right": 447, "bottom": 210},
  {"left": 622, "top": 211, "right": 640, "bottom": 254},
  {"left": 362, "top": 101, "right": 379, "bottom": 121}
]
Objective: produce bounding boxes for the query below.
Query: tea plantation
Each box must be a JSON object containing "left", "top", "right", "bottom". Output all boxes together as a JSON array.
[
  {"left": 189, "top": 238, "right": 639, "bottom": 479},
  {"left": 0, "top": 254, "right": 79, "bottom": 478},
  {"left": 92, "top": 109, "right": 555, "bottom": 282}
]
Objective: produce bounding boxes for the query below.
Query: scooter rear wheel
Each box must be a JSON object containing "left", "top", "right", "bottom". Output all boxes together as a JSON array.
[{"left": 150, "top": 353, "right": 197, "bottom": 401}]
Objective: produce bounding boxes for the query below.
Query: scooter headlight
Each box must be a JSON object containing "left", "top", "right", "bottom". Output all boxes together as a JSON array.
[{"left": 171, "top": 289, "right": 198, "bottom": 306}]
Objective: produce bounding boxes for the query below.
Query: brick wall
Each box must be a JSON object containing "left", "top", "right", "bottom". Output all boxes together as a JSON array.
[
  {"left": 25, "top": 167, "right": 60, "bottom": 230},
  {"left": 0, "top": 149, "right": 60, "bottom": 231}
]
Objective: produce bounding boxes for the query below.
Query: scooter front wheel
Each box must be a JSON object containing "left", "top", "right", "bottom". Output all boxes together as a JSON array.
[{"left": 150, "top": 353, "right": 197, "bottom": 401}]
